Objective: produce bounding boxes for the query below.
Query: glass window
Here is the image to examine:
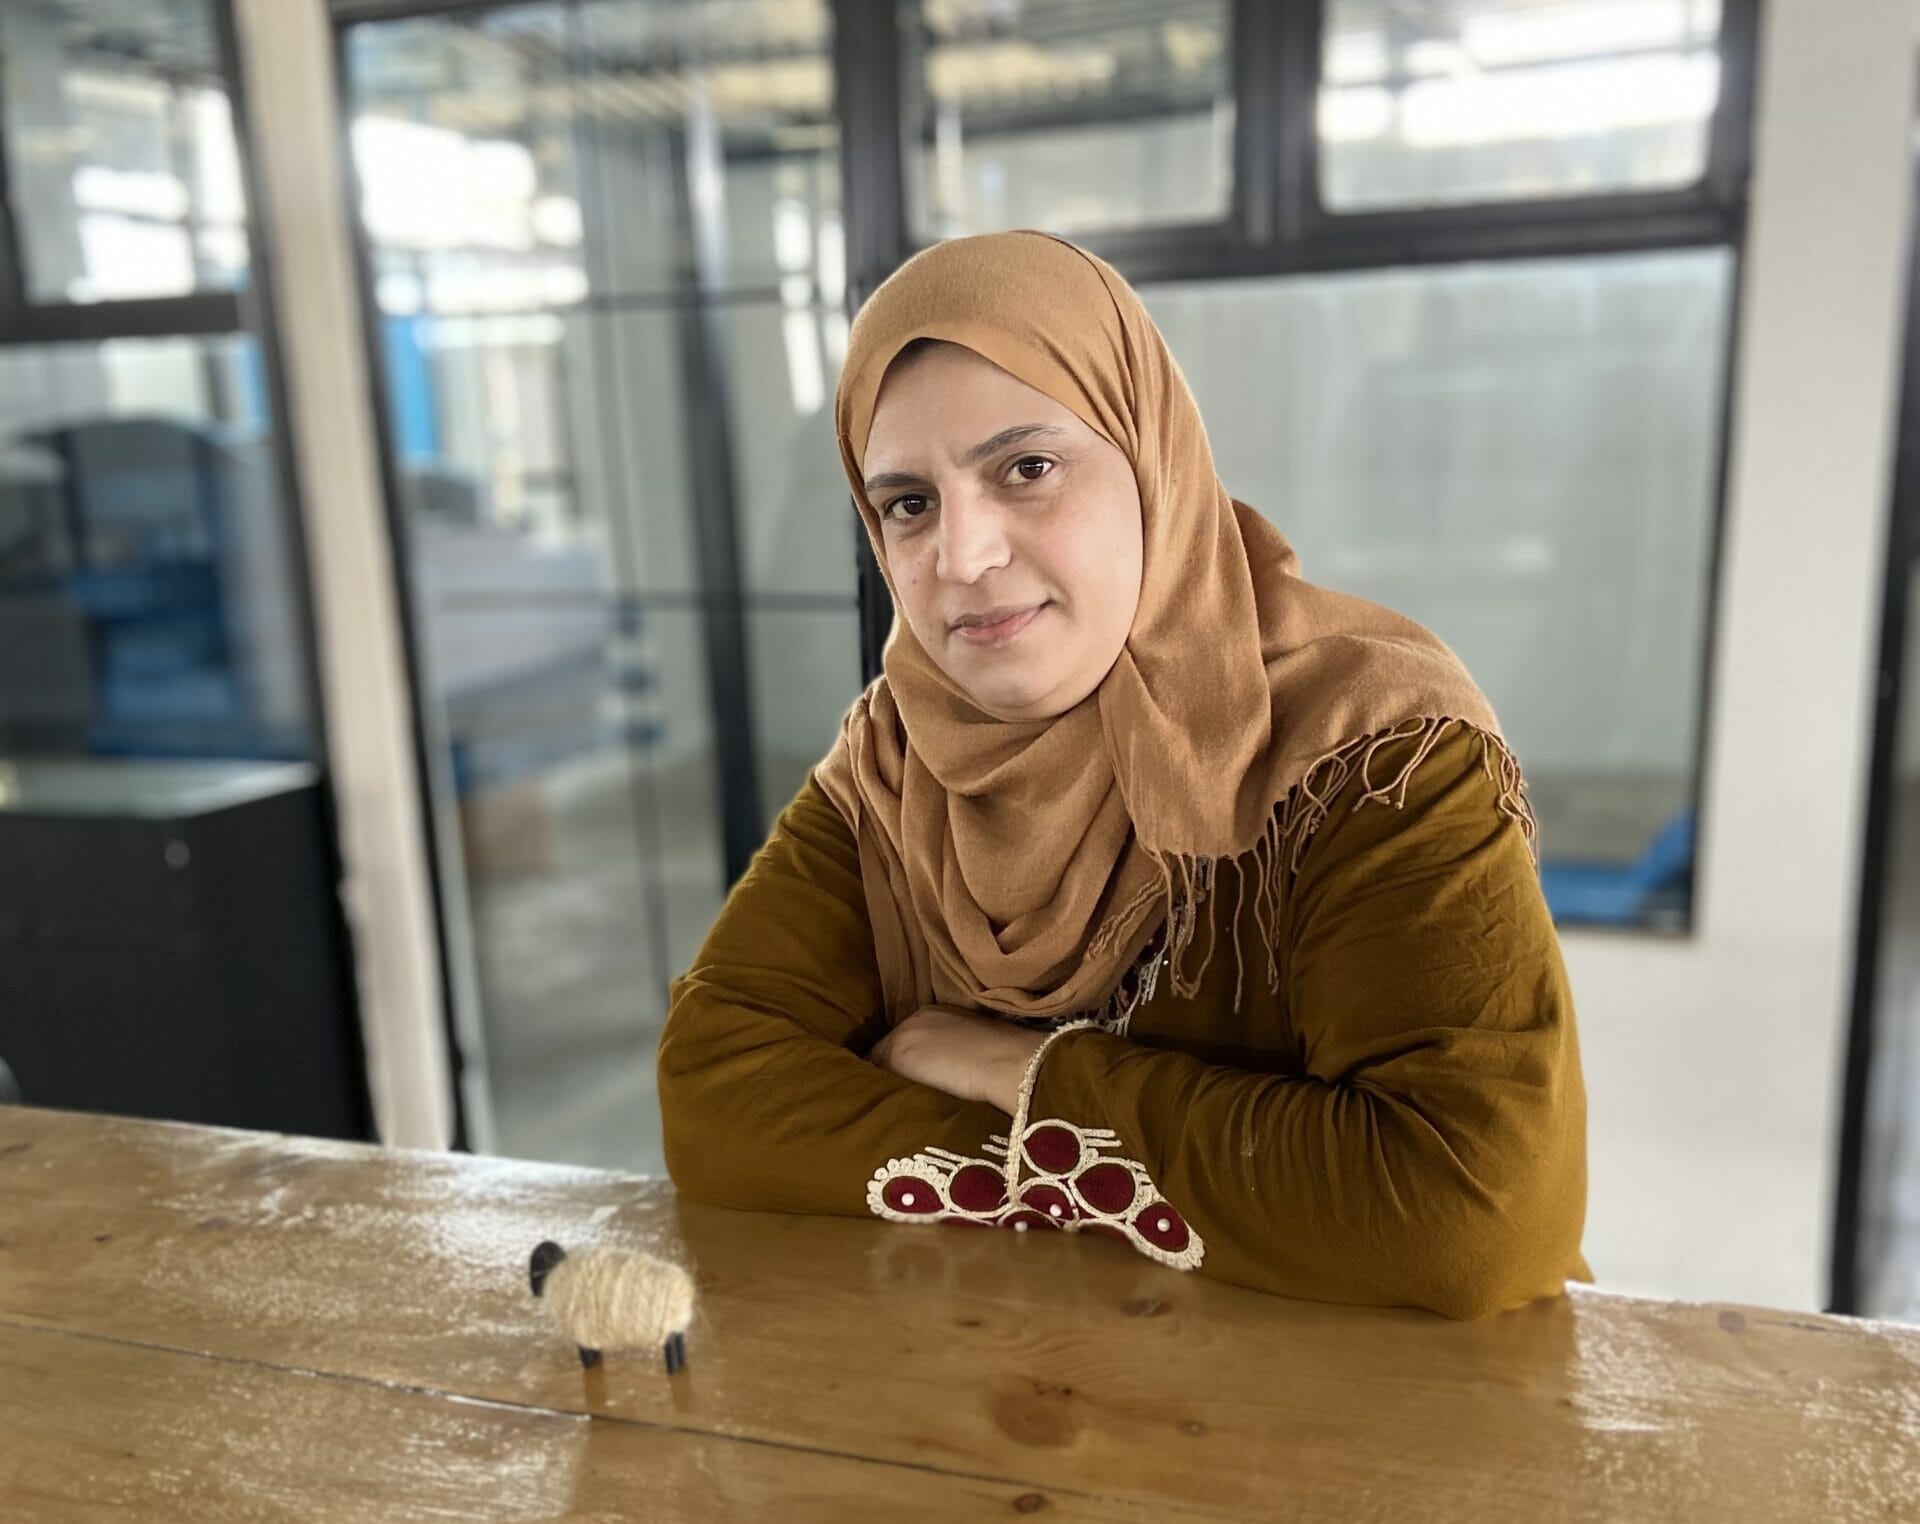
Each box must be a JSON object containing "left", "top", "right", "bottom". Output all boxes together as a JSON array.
[
  {"left": 1318, "top": 0, "right": 1724, "bottom": 213},
  {"left": 345, "top": 8, "right": 589, "bottom": 321},
  {"left": 721, "top": 300, "right": 853, "bottom": 597},
  {"left": 347, "top": 2, "right": 841, "bottom": 308},
  {"left": 0, "top": 0, "right": 249, "bottom": 302},
  {"left": 748, "top": 605, "right": 861, "bottom": 833},
  {"left": 1142, "top": 245, "right": 1735, "bottom": 930},
  {"left": 344, "top": 0, "right": 862, "bottom": 1174},
  {"left": 583, "top": 0, "right": 842, "bottom": 297},
  {"left": 435, "top": 600, "right": 671, "bottom": 1172},
  {"left": 0, "top": 336, "right": 312, "bottom": 760},
  {"left": 901, "top": 0, "right": 1235, "bottom": 241}
]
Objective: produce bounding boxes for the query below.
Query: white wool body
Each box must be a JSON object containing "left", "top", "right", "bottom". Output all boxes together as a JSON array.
[{"left": 542, "top": 1250, "right": 695, "bottom": 1352}]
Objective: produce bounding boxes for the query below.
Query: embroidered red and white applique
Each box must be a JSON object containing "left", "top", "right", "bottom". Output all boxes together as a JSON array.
[{"left": 866, "top": 1118, "right": 1206, "bottom": 1272}]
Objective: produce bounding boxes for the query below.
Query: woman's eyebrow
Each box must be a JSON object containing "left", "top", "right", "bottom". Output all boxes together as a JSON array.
[
  {"left": 962, "top": 423, "right": 1069, "bottom": 464},
  {"left": 862, "top": 468, "right": 927, "bottom": 496},
  {"left": 863, "top": 424, "right": 1069, "bottom": 497}
]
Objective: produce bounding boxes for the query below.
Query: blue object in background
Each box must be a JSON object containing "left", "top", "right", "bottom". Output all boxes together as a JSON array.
[
  {"left": 382, "top": 314, "right": 441, "bottom": 465},
  {"left": 2, "top": 415, "right": 306, "bottom": 761},
  {"left": 1539, "top": 807, "right": 1696, "bottom": 928},
  {"left": 233, "top": 340, "right": 271, "bottom": 433}
]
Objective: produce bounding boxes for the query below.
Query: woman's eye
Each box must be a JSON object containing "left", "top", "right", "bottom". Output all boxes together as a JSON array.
[
  {"left": 1011, "top": 457, "right": 1053, "bottom": 483},
  {"left": 884, "top": 495, "right": 929, "bottom": 523}
]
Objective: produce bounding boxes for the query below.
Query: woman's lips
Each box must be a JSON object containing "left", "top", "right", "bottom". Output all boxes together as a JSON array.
[{"left": 951, "top": 602, "right": 1047, "bottom": 648}]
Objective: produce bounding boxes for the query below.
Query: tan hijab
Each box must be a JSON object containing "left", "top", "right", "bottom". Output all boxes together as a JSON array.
[{"left": 816, "top": 231, "right": 1534, "bottom": 1025}]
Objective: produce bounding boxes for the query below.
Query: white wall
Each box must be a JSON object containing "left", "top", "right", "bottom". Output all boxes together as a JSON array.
[{"left": 1562, "top": 0, "right": 1915, "bottom": 1310}]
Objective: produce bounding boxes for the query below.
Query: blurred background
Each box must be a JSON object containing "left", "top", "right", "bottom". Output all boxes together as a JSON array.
[{"left": 2, "top": 0, "right": 1917, "bottom": 1323}]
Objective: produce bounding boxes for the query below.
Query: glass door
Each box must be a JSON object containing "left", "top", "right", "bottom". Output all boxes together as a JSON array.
[{"left": 337, "top": 0, "right": 863, "bottom": 1171}]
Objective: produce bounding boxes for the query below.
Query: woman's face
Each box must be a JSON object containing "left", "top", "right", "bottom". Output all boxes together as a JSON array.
[{"left": 861, "top": 342, "right": 1144, "bottom": 722}]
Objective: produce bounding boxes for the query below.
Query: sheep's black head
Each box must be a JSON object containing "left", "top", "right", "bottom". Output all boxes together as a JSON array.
[{"left": 529, "top": 1240, "right": 567, "bottom": 1297}]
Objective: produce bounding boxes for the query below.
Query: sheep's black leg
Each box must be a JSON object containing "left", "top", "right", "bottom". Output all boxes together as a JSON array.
[
  {"left": 578, "top": 1346, "right": 602, "bottom": 1369},
  {"left": 664, "top": 1331, "right": 686, "bottom": 1376}
]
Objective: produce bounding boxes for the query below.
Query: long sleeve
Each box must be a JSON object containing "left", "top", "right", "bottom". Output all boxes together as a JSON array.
[
  {"left": 657, "top": 773, "right": 1007, "bottom": 1214},
  {"left": 1013, "top": 725, "right": 1589, "bottom": 1320}
]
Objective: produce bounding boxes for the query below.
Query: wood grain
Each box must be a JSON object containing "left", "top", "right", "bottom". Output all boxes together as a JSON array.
[
  {"left": 3, "top": 1105, "right": 1917, "bottom": 1520},
  {"left": 0, "top": 1322, "right": 1152, "bottom": 1521}
]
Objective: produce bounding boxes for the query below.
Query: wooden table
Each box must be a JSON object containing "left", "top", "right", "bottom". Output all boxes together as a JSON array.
[{"left": 2, "top": 1106, "right": 1916, "bottom": 1521}]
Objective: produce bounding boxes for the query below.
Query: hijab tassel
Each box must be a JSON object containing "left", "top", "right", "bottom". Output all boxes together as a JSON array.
[{"left": 1136, "top": 717, "right": 1539, "bottom": 1011}]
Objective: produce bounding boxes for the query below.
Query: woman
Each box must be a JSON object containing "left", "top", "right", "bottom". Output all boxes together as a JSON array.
[{"left": 659, "top": 231, "right": 1589, "bottom": 1320}]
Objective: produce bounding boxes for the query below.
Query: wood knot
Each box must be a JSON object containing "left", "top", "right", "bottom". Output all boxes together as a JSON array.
[{"left": 1012, "top": 1494, "right": 1049, "bottom": 1514}]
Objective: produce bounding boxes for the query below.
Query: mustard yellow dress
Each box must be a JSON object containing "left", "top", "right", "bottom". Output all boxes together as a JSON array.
[{"left": 659, "top": 722, "right": 1590, "bottom": 1319}]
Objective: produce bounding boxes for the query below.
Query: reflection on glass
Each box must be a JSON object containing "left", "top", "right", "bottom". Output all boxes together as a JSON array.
[
  {"left": 374, "top": 297, "right": 853, "bottom": 601},
  {"left": 347, "top": 7, "right": 589, "bottom": 322},
  {"left": 1319, "top": 0, "right": 1723, "bottom": 212},
  {"left": 343, "top": 1, "right": 857, "bottom": 1172},
  {"left": 0, "top": 338, "right": 311, "bottom": 761},
  {"left": 586, "top": 311, "right": 700, "bottom": 595},
  {"left": 747, "top": 607, "right": 862, "bottom": 832},
  {"left": 637, "top": 607, "right": 729, "bottom": 987},
  {"left": 347, "top": 3, "right": 850, "bottom": 592},
  {"left": 902, "top": 0, "right": 1234, "bottom": 240},
  {"left": 432, "top": 602, "right": 671, "bottom": 1172},
  {"left": 0, "top": 0, "right": 249, "bottom": 302},
  {"left": 1143, "top": 246, "right": 1734, "bottom": 929},
  {"left": 721, "top": 302, "right": 852, "bottom": 597},
  {"left": 347, "top": 2, "right": 840, "bottom": 309},
  {"left": 431, "top": 599, "right": 861, "bottom": 1176},
  {"left": 583, "top": 0, "right": 842, "bottom": 297}
]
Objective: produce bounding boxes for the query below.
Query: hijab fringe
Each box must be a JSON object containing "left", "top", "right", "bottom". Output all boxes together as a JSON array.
[{"left": 1116, "top": 717, "right": 1539, "bottom": 1006}]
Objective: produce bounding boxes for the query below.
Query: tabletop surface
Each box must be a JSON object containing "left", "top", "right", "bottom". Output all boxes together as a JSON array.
[{"left": 2, "top": 1103, "right": 1917, "bottom": 1521}]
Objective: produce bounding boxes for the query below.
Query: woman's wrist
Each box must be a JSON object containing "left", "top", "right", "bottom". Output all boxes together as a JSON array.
[
  {"left": 869, "top": 1007, "right": 1050, "bottom": 1113},
  {"left": 977, "top": 1024, "right": 1049, "bottom": 1114}
]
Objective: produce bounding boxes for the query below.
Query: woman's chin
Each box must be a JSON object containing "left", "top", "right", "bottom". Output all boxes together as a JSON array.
[{"left": 956, "top": 663, "right": 1059, "bottom": 722}]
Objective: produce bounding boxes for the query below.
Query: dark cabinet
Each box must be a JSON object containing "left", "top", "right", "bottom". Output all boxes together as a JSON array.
[{"left": 0, "top": 760, "right": 371, "bottom": 1139}]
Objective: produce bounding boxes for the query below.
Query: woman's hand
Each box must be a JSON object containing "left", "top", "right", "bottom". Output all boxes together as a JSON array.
[{"left": 870, "top": 1007, "right": 1049, "bottom": 1115}]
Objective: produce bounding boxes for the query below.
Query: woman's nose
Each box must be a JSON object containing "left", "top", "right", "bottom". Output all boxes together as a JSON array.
[{"left": 933, "top": 491, "right": 1012, "bottom": 584}]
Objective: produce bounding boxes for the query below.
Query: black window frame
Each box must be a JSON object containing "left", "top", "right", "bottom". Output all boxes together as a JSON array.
[
  {"left": 0, "top": 1, "right": 255, "bottom": 343},
  {"left": 846, "top": 0, "right": 1759, "bottom": 662},
  {"left": 853, "top": 1, "right": 1757, "bottom": 284}
]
